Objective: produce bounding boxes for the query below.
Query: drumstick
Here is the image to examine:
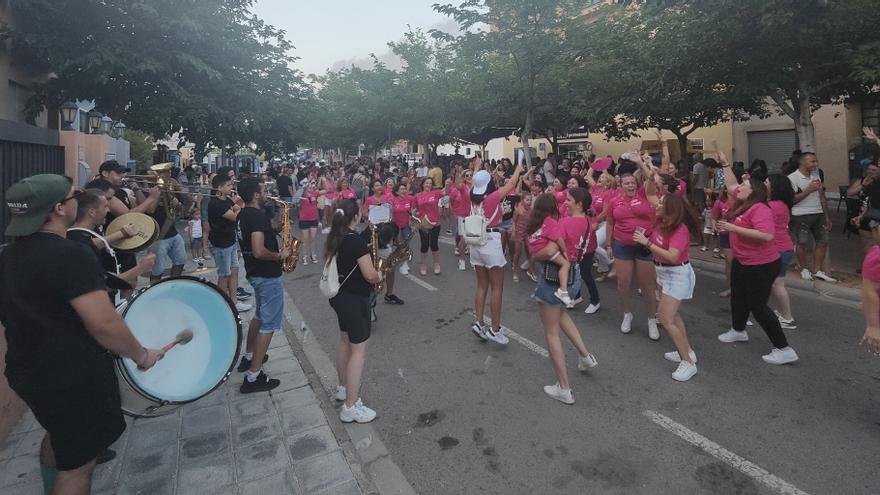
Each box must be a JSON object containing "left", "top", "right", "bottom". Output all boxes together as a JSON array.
[{"left": 161, "top": 329, "right": 193, "bottom": 352}]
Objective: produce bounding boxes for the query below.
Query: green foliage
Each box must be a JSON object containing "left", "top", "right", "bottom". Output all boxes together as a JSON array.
[
  {"left": 3, "top": 0, "right": 312, "bottom": 159},
  {"left": 125, "top": 128, "right": 154, "bottom": 171}
]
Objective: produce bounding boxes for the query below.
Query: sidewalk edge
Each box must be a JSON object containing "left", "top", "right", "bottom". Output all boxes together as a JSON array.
[{"left": 281, "top": 289, "right": 417, "bottom": 495}]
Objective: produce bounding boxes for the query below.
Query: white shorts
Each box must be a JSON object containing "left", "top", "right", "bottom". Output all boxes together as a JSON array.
[
  {"left": 469, "top": 232, "right": 507, "bottom": 268},
  {"left": 655, "top": 263, "right": 696, "bottom": 301}
]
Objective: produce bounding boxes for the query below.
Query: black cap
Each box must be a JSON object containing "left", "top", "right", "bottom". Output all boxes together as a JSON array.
[{"left": 99, "top": 160, "right": 130, "bottom": 174}]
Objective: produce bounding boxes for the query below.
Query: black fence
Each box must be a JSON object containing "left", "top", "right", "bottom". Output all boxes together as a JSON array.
[{"left": 1, "top": 139, "right": 66, "bottom": 239}]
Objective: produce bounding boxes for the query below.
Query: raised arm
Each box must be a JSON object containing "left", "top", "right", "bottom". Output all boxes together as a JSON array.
[{"left": 497, "top": 164, "right": 525, "bottom": 197}]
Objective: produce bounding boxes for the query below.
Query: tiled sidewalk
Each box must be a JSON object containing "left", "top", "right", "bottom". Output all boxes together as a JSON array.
[{"left": 0, "top": 324, "right": 361, "bottom": 495}]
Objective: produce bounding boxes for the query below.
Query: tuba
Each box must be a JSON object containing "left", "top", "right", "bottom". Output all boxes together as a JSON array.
[
  {"left": 270, "top": 197, "right": 302, "bottom": 272},
  {"left": 370, "top": 223, "right": 387, "bottom": 294}
]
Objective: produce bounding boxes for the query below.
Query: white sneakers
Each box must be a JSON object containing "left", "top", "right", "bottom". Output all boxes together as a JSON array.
[
  {"left": 471, "top": 322, "right": 488, "bottom": 341},
  {"left": 484, "top": 326, "right": 509, "bottom": 345},
  {"left": 577, "top": 353, "right": 599, "bottom": 370},
  {"left": 333, "top": 385, "right": 346, "bottom": 401},
  {"left": 568, "top": 296, "right": 583, "bottom": 308},
  {"left": 717, "top": 329, "right": 749, "bottom": 343},
  {"left": 664, "top": 349, "right": 697, "bottom": 363},
  {"left": 235, "top": 302, "right": 252, "bottom": 312},
  {"left": 778, "top": 316, "right": 797, "bottom": 330},
  {"left": 672, "top": 361, "right": 698, "bottom": 381},
  {"left": 813, "top": 271, "right": 837, "bottom": 283},
  {"left": 800, "top": 268, "right": 813, "bottom": 281},
  {"left": 554, "top": 289, "right": 573, "bottom": 307},
  {"left": 340, "top": 399, "right": 376, "bottom": 423},
  {"left": 762, "top": 347, "right": 799, "bottom": 365},
  {"left": 399, "top": 261, "right": 410, "bottom": 276},
  {"left": 620, "top": 312, "right": 633, "bottom": 333},
  {"left": 543, "top": 383, "right": 574, "bottom": 405},
  {"left": 584, "top": 303, "right": 600, "bottom": 314},
  {"left": 458, "top": 259, "right": 466, "bottom": 271},
  {"left": 648, "top": 319, "right": 660, "bottom": 341}
]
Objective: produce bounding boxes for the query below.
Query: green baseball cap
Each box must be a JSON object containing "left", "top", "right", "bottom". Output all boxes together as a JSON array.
[{"left": 5, "top": 174, "right": 73, "bottom": 237}]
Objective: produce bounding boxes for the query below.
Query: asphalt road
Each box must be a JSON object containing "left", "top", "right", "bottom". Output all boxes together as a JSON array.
[{"left": 282, "top": 232, "right": 879, "bottom": 495}]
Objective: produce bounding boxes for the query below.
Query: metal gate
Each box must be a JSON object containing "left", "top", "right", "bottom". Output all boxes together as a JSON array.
[
  {"left": 0, "top": 139, "right": 65, "bottom": 238},
  {"left": 747, "top": 130, "right": 797, "bottom": 174}
]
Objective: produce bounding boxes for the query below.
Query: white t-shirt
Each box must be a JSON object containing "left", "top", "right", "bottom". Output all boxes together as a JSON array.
[
  {"left": 788, "top": 169, "right": 823, "bottom": 216},
  {"left": 188, "top": 219, "right": 203, "bottom": 238},
  {"left": 543, "top": 160, "right": 555, "bottom": 183},
  {"left": 416, "top": 166, "right": 428, "bottom": 178}
]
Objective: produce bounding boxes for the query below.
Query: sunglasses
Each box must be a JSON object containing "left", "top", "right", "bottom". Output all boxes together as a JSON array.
[{"left": 59, "top": 189, "right": 83, "bottom": 204}]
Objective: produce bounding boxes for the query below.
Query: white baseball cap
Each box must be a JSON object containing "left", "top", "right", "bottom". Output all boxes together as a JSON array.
[{"left": 472, "top": 170, "right": 492, "bottom": 195}]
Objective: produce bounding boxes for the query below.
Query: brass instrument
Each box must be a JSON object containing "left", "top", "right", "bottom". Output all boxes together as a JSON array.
[
  {"left": 369, "top": 223, "right": 387, "bottom": 294},
  {"left": 269, "top": 197, "right": 301, "bottom": 272},
  {"left": 384, "top": 217, "right": 418, "bottom": 271}
]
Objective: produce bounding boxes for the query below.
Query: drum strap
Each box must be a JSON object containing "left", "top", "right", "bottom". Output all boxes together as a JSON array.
[{"left": 67, "top": 227, "right": 120, "bottom": 274}]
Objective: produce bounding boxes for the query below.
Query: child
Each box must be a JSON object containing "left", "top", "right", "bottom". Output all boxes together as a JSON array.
[
  {"left": 511, "top": 191, "right": 533, "bottom": 282},
  {"left": 526, "top": 193, "right": 573, "bottom": 306},
  {"left": 187, "top": 210, "right": 205, "bottom": 266},
  {"left": 700, "top": 194, "right": 715, "bottom": 252}
]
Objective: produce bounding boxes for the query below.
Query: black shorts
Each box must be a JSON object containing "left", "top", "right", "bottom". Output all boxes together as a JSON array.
[
  {"left": 329, "top": 291, "right": 371, "bottom": 344},
  {"left": 14, "top": 371, "right": 125, "bottom": 470},
  {"left": 299, "top": 220, "right": 319, "bottom": 230}
]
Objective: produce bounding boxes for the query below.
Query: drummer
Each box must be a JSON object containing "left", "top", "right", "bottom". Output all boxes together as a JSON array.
[{"left": 0, "top": 174, "right": 163, "bottom": 495}]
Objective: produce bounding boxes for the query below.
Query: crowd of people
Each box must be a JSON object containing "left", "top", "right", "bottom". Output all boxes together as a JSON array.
[{"left": 2, "top": 132, "right": 880, "bottom": 493}]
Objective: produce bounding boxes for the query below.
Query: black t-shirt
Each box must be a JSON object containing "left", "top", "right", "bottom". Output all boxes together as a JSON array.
[
  {"left": 237, "top": 206, "right": 282, "bottom": 278},
  {"left": 150, "top": 203, "right": 178, "bottom": 239},
  {"left": 105, "top": 186, "right": 132, "bottom": 229},
  {"left": 502, "top": 194, "right": 520, "bottom": 221},
  {"left": 208, "top": 197, "right": 237, "bottom": 248},
  {"left": 67, "top": 229, "right": 119, "bottom": 274},
  {"left": 0, "top": 233, "right": 110, "bottom": 390},
  {"left": 336, "top": 232, "right": 371, "bottom": 296},
  {"left": 277, "top": 175, "right": 294, "bottom": 199}
]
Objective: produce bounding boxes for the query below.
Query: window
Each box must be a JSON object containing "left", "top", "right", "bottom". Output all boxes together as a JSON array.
[
  {"left": 862, "top": 98, "right": 880, "bottom": 141},
  {"left": 689, "top": 138, "right": 704, "bottom": 150}
]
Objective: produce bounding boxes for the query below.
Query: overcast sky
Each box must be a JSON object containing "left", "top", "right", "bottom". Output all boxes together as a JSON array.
[{"left": 251, "top": 0, "right": 458, "bottom": 76}]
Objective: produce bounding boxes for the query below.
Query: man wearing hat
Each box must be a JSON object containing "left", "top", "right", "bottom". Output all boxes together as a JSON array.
[{"left": 0, "top": 175, "right": 163, "bottom": 495}]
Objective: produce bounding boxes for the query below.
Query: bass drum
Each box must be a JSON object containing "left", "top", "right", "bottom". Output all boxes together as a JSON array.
[{"left": 115, "top": 277, "right": 241, "bottom": 416}]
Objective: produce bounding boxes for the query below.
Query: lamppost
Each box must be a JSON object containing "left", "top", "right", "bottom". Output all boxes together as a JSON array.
[
  {"left": 113, "top": 121, "right": 126, "bottom": 138},
  {"left": 100, "top": 115, "right": 113, "bottom": 135},
  {"left": 87, "top": 110, "right": 102, "bottom": 134},
  {"left": 60, "top": 101, "right": 78, "bottom": 131}
]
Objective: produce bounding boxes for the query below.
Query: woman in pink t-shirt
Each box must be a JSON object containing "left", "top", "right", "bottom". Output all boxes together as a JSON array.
[
  {"left": 715, "top": 153, "right": 798, "bottom": 365},
  {"left": 511, "top": 191, "right": 533, "bottom": 282},
  {"left": 634, "top": 193, "right": 701, "bottom": 381},
  {"left": 298, "top": 182, "right": 322, "bottom": 264},
  {"left": 860, "top": 244, "right": 880, "bottom": 354},
  {"left": 448, "top": 168, "right": 474, "bottom": 270},
  {"left": 414, "top": 177, "right": 446, "bottom": 275},
  {"left": 587, "top": 171, "right": 615, "bottom": 280},
  {"left": 527, "top": 193, "right": 597, "bottom": 405},
  {"left": 468, "top": 161, "right": 525, "bottom": 345},
  {"left": 711, "top": 190, "right": 733, "bottom": 297},
  {"left": 766, "top": 174, "right": 797, "bottom": 329},
  {"left": 391, "top": 182, "right": 415, "bottom": 275},
  {"left": 605, "top": 155, "right": 660, "bottom": 340}
]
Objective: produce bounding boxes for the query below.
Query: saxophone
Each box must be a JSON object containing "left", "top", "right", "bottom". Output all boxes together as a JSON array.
[
  {"left": 384, "top": 217, "right": 418, "bottom": 271},
  {"left": 370, "top": 223, "right": 387, "bottom": 294},
  {"left": 270, "top": 197, "right": 301, "bottom": 273}
]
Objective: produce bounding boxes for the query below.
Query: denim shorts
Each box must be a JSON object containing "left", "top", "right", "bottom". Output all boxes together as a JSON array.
[
  {"left": 499, "top": 218, "right": 513, "bottom": 233},
  {"left": 534, "top": 265, "right": 581, "bottom": 306},
  {"left": 209, "top": 243, "right": 239, "bottom": 277},
  {"left": 790, "top": 213, "right": 828, "bottom": 244},
  {"left": 612, "top": 239, "right": 652, "bottom": 262},
  {"left": 248, "top": 276, "right": 284, "bottom": 333},
  {"left": 400, "top": 225, "right": 412, "bottom": 242},
  {"left": 720, "top": 233, "right": 730, "bottom": 249},
  {"left": 151, "top": 234, "right": 188, "bottom": 275},
  {"left": 778, "top": 250, "right": 794, "bottom": 278},
  {"left": 655, "top": 263, "right": 696, "bottom": 300}
]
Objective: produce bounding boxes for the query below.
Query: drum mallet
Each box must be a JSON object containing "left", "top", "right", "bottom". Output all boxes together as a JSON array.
[{"left": 162, "top": 329, "right": 194, "bottom": 352}]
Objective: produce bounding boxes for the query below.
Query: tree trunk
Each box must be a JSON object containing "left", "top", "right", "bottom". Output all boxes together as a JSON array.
[
  {"left": 520, "top": 109, "right": 533, "bottom": 168},
  {"left": 794, "top": 94, "right": 816, "bottom": 153},
  {"left": 551, "top": 129, "right": 559, "bottom": 157},
  {"left": 423, "top": 141, "right": 431, "bottom": 163},
  {"left": 670, "top": 129, "right": 690, "bottom": 170}
]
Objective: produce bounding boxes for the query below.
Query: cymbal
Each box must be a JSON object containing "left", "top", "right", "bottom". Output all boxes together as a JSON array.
[
  {"left": 106, "top": 213, "right": 158, "bottom": 252},
  {"left": 150, "top": 162, "right": 173, "bottom": 172}
]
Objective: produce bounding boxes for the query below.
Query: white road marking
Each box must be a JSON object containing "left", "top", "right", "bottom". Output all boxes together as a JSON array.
[
  {"left": 481, "top": 315, "right": 550, "bottom": 358},
  {"left": 404, "top": 273, "right": 438, "bottom": 291},
  {"left": 439, "top": 236, "right": 455, "bottom": 245},
  {"left": 643, "top": 410, "right": 811, "bottom": 495}
]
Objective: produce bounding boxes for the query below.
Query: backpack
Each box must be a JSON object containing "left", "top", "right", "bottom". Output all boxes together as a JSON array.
[
  {"left": 463, "top": 202, "right": 500, "bottom": 247},
  {"left": 319, "top": 234, "right": 358, "bottom": 298}
]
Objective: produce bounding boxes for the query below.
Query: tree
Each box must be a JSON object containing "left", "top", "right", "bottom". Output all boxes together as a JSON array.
[
  {"left": 3, "top": 0, "right": 311, "bottom": 157},
  {"left": 125, "top": 129, "right": 154, "bottom": 171},
  {"left": 435, "top": 0, "right": 596, "bottom": 166}
]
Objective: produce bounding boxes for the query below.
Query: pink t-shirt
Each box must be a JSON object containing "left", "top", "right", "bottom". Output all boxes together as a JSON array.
[
  {"left": 609, "top": 188, "right": 654, "bottom": 245},
  {"left": 363, "top": 195, "right": 386, "bottom": 210},
  {"left": 768, "top": 200, "right": 794, "bottom": 252},
  {"left": 711, "top": 198, "right": 730, "bottom": 221},
  {"left": 676, "top": 179, "right": 687, "bottom": 197},
  {"left": 863, "top": 245, "right": 880, "bottom": 283},
  {"left": 338, "top": 188, "right": 357, "bottom": 201},
  {"left": 527, "top": 216, "right": 563, "bottom": 254},
  {"left": 324, "top": 190, "right": 338, "bottom": 204},
  {"left": 299, "top": 191, "right": 319, "bottom": 221},
  {"left": 391, "top": 195, "right": 414, "bottom": 228},
  {"left": 448, "top": 184, "right": 471, "bottom": 217},
  {"left": 651, "top": 224, "right": 690, "bottom": 264},
  {"left": 559, "top": 215, "right": 590, "bottom": 261},
  {"left": 415, "top": 190, "right": 445, "bottom": 224},
  {"left": 381, "top": 189, "right": 395, "bottom": 202},
  {"left": 729, "top": 203, "right": 780, "bottom": 265},
  {"left": 554, "top": 189, "right": 568, "bottom": 217},
  {"left": 473, "top": 190, "right": 504, "bottom": 228}
]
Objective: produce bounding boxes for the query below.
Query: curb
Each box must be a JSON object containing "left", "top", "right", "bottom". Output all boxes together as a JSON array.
[
  {"left": 281, "top": 290, "right": 417, "bottom": 495},
  {"left": 690, "top": 258, "right": 861, "bottom": 306}
]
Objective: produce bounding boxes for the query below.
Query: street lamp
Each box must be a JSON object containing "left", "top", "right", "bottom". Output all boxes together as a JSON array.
[
  {"left": 100, "top": 115, "right": 113, "bottom": 134},
  {"left": 60, "top": 101, "right": 77, "bottom": 130},
  {"left": 113, "top": 121, "right": 126, "bottom": 138},
  {"left": 88, "top": 110, "right": 102, "bottom": 133}
]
